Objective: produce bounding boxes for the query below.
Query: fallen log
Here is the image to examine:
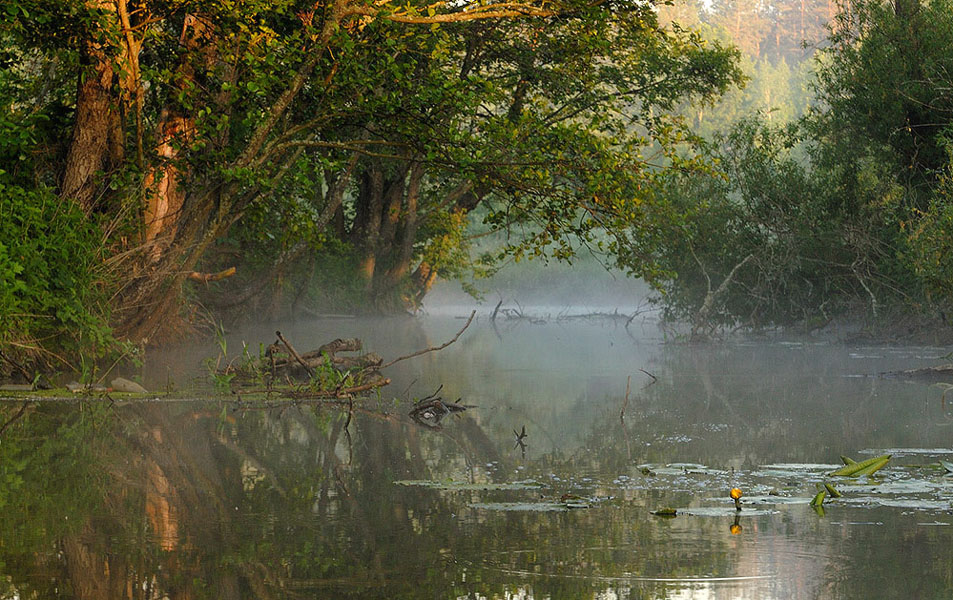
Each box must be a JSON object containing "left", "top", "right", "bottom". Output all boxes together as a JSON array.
[
  {"left": 266, "top": 336, "right": 376, "bottom": 375},
  {"left": 307, "top": 338, "right": 362, "bottom": 358},
  {"left": 276, "top": 330, "right": 314, "bottom": 377},
  {"left": 884, "top": 364, "right": 953, "bottom": 380}
]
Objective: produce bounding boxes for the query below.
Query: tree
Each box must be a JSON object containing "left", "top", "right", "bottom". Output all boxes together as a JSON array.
[
  {"left": 812, "top": 0, "right": 953, "bottom": 192},
  {"left": 0, "top": 0, "right": 743, "bottom": 368}
]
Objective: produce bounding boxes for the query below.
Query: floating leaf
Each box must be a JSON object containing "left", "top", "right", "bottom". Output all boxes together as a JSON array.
[
  {"left": 810, "top": 490, "right": 827, "bottom": 507},
  {"left": 940, "top": 460, "right": 953, "bottom": 474},
  {"left": 840, "top": 455, "right": 857, "bottom": 466},
  {"left": 830, "top": 454, "right": 891, "bottom": 477},
  {"left": 824, "top": 483, "right": 842, "bottom": 498},
  {"left": 651, "top": 507, "right": 678, "bottom": 517},
  {"left": 853, "top": 456, "right": 891, "bottom": 477}
]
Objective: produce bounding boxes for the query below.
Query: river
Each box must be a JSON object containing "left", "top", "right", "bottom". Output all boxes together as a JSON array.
[{"left": 1, "top": 314, "right": 952, "bottom": 598}]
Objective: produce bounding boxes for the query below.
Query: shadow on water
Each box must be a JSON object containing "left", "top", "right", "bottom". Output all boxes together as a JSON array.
[{"left": 2, "top": 316, "right": 953, "bottom": 598}]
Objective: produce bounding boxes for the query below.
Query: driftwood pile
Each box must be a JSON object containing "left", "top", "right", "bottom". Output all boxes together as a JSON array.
[
  {"left": 216, "top": 311, "right": 476, "bottom": 402},
  {"left": 265, "top": 334, "right": 383, "bottom": 380}
]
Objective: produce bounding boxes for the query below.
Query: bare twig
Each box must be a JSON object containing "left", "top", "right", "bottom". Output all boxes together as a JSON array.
[
  {"left": 491, "top": 299, "right": 503, "bottom": 322},
  {"left": 417, "top": 385, "right": 444, "bottom": 404},
  {"left": 379, "top": 310, "right": 476, "bottom": 369},
  {"left": 620, "top": 375, "right": 631, "bottom": 423},
  {"left": 639, "top": 369, "right": 658, "bottom": 385},
  {"left": 344, "top": 396, "right": 353, "bottom": 432},
  {"left": 275, "top": 330, "right": 315, "bottom": 377}
]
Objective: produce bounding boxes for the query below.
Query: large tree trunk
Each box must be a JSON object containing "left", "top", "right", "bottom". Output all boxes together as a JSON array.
[
  {"left": 61, "top": 4, "right": 124, "bottom": 213},
  {"left": 377, "top": 164, "right": 411, "bottom": 255},
  {"left": 386, "top": 162, "right": 424, "bottom": 285},
  {"left": 355, "top": 163, "right": 385, "bottom": 290}
]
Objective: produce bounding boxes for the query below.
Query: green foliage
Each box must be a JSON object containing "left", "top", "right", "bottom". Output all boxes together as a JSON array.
[
  {"left": 626, "top": 116, "right": 921, "bottom": 330},
  {"left": 812, "top": 0, "right": 953, "bottom": 191},
  {"left": 804, "top": 0, "right": 953, "bottom": 318},
  {"left": 632, "top": 0, "right": 953, "bottom": 332},
  {"left": 0, "top": 404, "right": 113, "bottom": 554},
  {"left": 203, "top": 0, "right": 744, "bottom": 313},
  {"left": 906, "top": 135, "right": 953, "bottom": 305},
  {"left": 0, "top": 174, "right": 113, "bottom": 370}
]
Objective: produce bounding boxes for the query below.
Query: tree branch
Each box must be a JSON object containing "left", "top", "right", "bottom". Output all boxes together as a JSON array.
[
  {"left": 379, "top": 310, "right": 476, "bottom": 369},
  {"left": 343, "top": 3, "right": 557, "bottom": 23}
]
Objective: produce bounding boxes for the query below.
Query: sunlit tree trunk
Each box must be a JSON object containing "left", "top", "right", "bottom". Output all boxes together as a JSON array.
[
  {"left": 142, "top": 15, "right": 210, "bottom": 262},
  {"left": 143, "top": 108, "right": 192, "bottom": 261}
]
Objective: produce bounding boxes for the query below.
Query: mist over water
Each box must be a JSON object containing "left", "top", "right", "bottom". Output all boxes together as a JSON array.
[
  {"left": 420, "top": 261, "right": 655, "bottom": 318},
  {"left": 6, "top": 274, "right": 953, "bottom": 598}
]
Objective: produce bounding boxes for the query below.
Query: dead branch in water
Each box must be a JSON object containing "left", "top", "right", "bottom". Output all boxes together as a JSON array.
[
  {"left": 883, "top": 364, "right": 953, "bottom": 380},
  {"left": 276, "top": 330, "right": 315, "bottom": 377},
  {"left": 620, "top": 375, "right": 631, "bottom": 423},
  {"left": 216, "top": 314, "right": 473, "bottom": 404},
  {"left": 491, "top": 299, "right": 503, "bottom": 321},
  {"left": 378, "top": 310, "right": 476, "bottom": 369},
  {"left": 621, "top": 370, "right": 656, "bottom": 422}
]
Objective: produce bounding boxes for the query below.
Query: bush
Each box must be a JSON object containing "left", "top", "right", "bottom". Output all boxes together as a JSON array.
[{"left": 0, "top": 178, "right": 112, "bottom": 374}]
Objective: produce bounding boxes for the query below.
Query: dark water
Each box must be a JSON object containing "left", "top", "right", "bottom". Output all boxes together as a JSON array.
[{"left": 3, "top": 315, "right": 953, "bottom": 599}]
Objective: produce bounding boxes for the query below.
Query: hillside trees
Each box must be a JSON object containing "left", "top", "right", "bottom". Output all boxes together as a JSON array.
[{"left": 627, "top": 0, "right": 953, "bottom": 335}]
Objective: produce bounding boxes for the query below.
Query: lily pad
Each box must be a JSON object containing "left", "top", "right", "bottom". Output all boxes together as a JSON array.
[
  {"left": 838, "top": 497, "right": 953, "bottom": 511},
  {"left": 644, "top": 463, "right": 726, "bottom": 476},
  {"left": 741, "top": 495, "right": 815, "bottom": 505},
  {"left": 469, "top": 502, "right": 571, "bottom": 512},
  {"left": 395, "top": 479, "right": 541, "bottom": 490},
  {"left": 677, "top": 507, "right": 777, "bottom": 517}
]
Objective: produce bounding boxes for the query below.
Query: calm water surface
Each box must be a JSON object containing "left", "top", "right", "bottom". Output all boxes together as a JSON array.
[{"left": 2, "top": 315, "right": 953, "bottom": 599}]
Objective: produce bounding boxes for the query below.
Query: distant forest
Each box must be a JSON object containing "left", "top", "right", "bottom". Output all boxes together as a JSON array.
[{"left": 659, "top": 0, "right": 829, "bottom": 131}]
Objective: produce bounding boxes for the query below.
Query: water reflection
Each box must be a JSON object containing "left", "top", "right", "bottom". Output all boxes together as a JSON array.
[{"left": 1, "top": 318, "right": 952, "bottom": 598}]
